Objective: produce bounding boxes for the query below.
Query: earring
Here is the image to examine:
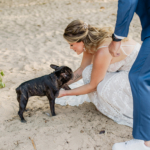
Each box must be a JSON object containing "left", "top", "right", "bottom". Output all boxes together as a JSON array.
[{"left": 83, "top": 47, "right": 86, "bottom": 51}]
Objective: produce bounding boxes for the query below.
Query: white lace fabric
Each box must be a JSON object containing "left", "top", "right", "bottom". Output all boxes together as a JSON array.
[
  {"left": 55, "top": 43, "right": 141, "bottom": 128},
  {"left": 107, "top": 43, "right": 141, "bottom": 72},
  {"left": 82, "top": 43, "right": 141, "bottom": 128}
]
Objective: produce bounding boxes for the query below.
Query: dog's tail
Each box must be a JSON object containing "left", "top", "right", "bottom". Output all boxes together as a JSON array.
[
  {"left": 16, "top": 87, "right": 21, "bottom": 103},
  {"left": 15, "top": 87, "right": 21, "bottom": 94}
]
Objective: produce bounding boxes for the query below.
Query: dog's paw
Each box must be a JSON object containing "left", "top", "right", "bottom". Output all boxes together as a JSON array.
[
  {"left": 52, "top": 113, "right": 56, "bottom": 116},
  {"left": 21, "top": 119, "right": 27, "bottom": 123}
]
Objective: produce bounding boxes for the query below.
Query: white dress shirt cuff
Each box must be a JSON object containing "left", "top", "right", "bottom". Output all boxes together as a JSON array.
[{"left": 114, "top": 34, "right": 125, "bottom": 40}]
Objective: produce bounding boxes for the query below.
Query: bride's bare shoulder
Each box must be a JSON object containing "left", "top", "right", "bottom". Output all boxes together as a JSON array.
[
  {"left": 92, "top": 47, "right": 112, "bottom": 66},
  {"left": 122, "top": 38, "right": 137, "bottom": 45}
]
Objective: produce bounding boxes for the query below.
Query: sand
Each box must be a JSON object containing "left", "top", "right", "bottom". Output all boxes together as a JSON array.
[{"left": 0, "top": 0, "right": 142, "bottom": 149}]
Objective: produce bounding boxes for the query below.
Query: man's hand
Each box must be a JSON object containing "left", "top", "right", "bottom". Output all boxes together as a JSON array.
[{"left": 108, "top": 41, "right": 121, "bottom": 57}]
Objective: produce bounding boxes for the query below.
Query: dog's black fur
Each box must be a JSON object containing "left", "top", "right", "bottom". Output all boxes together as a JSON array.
[{"left": 16, "top": 64, "right": 73, "bottom": 123}]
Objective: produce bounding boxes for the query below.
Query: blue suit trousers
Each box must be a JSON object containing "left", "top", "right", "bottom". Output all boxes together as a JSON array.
[{"left": 129, "top": 37, "right": 150, "bottom": 141}]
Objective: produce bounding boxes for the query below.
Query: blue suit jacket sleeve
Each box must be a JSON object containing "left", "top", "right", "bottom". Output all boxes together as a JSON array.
[{"left": 114, "top": 0, "right": 138, "bottom": 37}]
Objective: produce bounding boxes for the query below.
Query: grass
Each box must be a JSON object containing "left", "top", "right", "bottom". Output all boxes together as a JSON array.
[{"left": 0, "top": 71, "right": 5, "bottom": 88}]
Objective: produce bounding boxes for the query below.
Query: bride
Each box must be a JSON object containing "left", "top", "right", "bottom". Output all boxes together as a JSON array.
[{"left": 56, "top": 19, "right": 141, "bottom": 128}]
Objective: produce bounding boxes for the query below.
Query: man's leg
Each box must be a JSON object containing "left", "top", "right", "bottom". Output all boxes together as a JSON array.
[
  {"left": 112, "top": 37, "right": 150, "bottom": 150},
  {"left": 129, "top": 37, "right": 150, "bottom": 141}
]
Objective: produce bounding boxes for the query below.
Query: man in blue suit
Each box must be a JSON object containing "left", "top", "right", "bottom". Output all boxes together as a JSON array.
[{"left": 109, "top": 0, "right": 150, "bottom": 149}]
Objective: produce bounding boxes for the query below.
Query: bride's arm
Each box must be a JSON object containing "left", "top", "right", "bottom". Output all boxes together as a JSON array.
[
  {"left": 66, "top": 67, "right": 83, "bottom": 85},
  {"left": 66, "top": 51, "right": 93, "bottom": 86},
  {"left": 64, "top": 48, "right": 112, "bottom": 96}
]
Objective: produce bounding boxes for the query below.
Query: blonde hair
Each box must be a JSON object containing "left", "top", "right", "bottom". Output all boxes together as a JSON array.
[{"left": 63, "top": 19, "right": 129, "bottom": 54}]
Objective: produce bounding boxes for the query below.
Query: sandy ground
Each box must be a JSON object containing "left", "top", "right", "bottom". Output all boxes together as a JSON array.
[{"left": 0, "top": 0, "right": 142, "bottom": 149}]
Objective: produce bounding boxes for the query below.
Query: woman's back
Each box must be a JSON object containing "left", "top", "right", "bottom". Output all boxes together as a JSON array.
[
  {"left": 81, "top": 41, "right": 141, "bottom": 128},
  {"left": 90, "top": 38, "right": 140, "bottom": 72},
  {"left": 107, "top": 43, "right": 141, "bottom": 72}
]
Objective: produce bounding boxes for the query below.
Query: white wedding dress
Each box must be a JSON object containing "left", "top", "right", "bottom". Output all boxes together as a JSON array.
[{"left": 55, "top": 43, "right": 141, "bottom": 128}]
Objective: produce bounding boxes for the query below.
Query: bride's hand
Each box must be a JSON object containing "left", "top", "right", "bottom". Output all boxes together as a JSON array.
[{"left": 57, "top": 89, "right": 67, "bottom": 98}]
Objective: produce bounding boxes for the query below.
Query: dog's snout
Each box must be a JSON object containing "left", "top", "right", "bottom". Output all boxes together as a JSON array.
[{"left": 61, "top": 73, "right": 67, "bottom": 78}]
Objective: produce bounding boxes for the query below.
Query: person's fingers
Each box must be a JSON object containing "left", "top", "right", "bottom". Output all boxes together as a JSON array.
[
  {"left": 116, "top": 48, "right": 121, "bottom": 57},
  {"left": 109, "top": 45, "right": 120, "bottom": 57},
  {"left": 111, "top": 52, "right": 120, "bottom": 57},
  {"left": 110, "top": 52, "right": 115, "bottom": 57},
  {"left": 110, "top": 50, "right": 117, "bottom": 57},
  {"left": 109, "top": 49, "right": 114, "bottom": 54},
  {"left": 114, "top": 53, "right": 120, "bottom": 57},
  {"left": 112, "top": 48, "right": 120, "bottom": 57}
]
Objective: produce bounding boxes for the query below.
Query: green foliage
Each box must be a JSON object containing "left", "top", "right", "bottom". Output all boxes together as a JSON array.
[{"left": 0, "top": 71, "right": 5, "bottom": 88}]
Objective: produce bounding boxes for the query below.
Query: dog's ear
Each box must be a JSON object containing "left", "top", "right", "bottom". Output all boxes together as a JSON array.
[{"left": 50, "top": 64, "right": 59, "bottom": 70}]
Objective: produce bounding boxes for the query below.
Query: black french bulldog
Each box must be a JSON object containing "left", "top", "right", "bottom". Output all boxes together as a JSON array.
[{"left": 16, "top": 64, "right": 73, "bottom": 123}]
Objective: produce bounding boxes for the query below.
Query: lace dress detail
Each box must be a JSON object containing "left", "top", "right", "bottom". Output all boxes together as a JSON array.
[
  {"left": 56, "top": 43, "right": 141, "bottom": 128},
  {"left": 82, "top": 43, "right": 141, "bottom": 128}
]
